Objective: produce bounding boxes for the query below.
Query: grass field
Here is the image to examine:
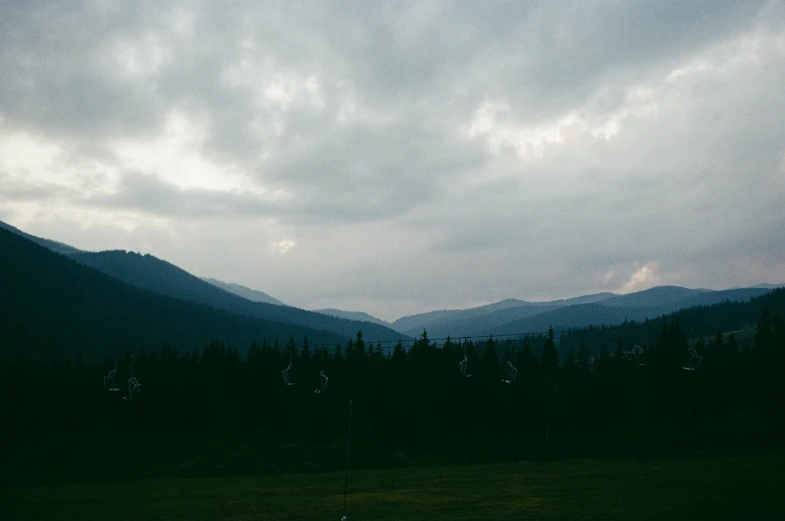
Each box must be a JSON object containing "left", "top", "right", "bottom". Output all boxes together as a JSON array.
[{"left": 2, "top": 453, "right": 784, "bottom": 521}]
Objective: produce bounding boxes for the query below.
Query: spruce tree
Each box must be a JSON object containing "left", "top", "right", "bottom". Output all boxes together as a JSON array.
[{"left": 542, "top": 327, "right": 560, "bottom": 378}]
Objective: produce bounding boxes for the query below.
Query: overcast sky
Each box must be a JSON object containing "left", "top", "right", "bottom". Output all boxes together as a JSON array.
[{"left": 2, "top": 1, "right": 784, "bottom": 321}]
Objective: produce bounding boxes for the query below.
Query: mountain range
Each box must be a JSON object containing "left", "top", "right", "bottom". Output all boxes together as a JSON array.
[
  {"left": 2, "top": 219, "right": 782, "bottom": 352},
  {"left": 0, "top": 227, "right": 350, "bottom": 361},
  {"left": 64, "top": 250, "right": 405, "bottom": 344},
  {"left": 201, "top": 277, "right": 286, "bottom": 306},
  {"left": 0, "top": 220, "right": 84, "bottom": 255},
  {"left": 389, "top": 285, "right": 780, "bottom": 339},
  {"left": 313, "top": 308, "right": 393, "bottom": 328},
  {"left": 1, "top": 222, "right": 403, "bottom": 342}
]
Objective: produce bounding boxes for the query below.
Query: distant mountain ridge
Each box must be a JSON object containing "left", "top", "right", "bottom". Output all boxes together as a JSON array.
[
  {"left": 0, "top": 220, "right": 406, "bottom": 343},
  {"left": 0, "top": 227, "right": 346, "bottom": 361},
  {"left": 0, "top": 220, "right": 84, "bottom": 255},
  {"left": 749, "top": 283, "right": 785, "bottom": 289},
  {"left": 68, "top": 250, "right": 407, "bottom": 343},
  {"left": 2, "top": 219, "right": 781, "bottom": 343},
  {"left": 598, "top": 285, "right": 711, "bottom": 308},
  {"left": 314, "top": 309, "right": 391, "bottom": 327},
  {"left": 201, "top": 277, "right": 286, "bottom": 306},
  {"left": 391, "top": 293, "right": 618, "bottom": 335},
  {"left": 392, "top": 285, "right": 781, "bottom": 339}
]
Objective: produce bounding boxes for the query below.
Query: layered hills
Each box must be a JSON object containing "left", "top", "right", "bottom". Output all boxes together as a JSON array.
[
  {"left": 201, "top": 277, "right": 285, "bottom": 306},
  {"left": 0, "top": 228, "right": 351, "bottom": 361},
  {"left": 68, "top": 249, "right": 404, "bottom": 343},
  {"left": 391, "top": 285, "right": 780, "bottom": 339},
  {"left": 2, "top": 219, "right": 781, "bottom": 352}
]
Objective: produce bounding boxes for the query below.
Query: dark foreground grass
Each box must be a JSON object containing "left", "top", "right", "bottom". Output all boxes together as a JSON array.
[{"left": 2, "top": 452, "right": 784, "bottom": 521}]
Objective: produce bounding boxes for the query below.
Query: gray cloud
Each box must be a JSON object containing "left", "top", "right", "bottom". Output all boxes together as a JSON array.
[
  {"left": 1, "top": 0, "right": 784, "bottom": 321},
  {"left": 0, "top": 173, "right": 65, "bottom": 202}
]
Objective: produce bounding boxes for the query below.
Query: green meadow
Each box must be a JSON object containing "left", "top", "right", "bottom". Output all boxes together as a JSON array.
[{"left": 3, "top": 452, "right": 783, "bottom": 521}]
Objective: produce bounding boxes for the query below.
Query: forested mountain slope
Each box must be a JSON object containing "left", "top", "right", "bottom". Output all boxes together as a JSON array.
[
  {"left": 201, "top": 277, "right": 286, "bottom": 306},
  {"left": 0, "top": 228, "right": 346, "bottom": 361},
  {"left": 0, "top": 221, "right": 407, "bottom": 343},
  {"left": 557, "top": 287, "right": 785, "bottom": 357},
  {"left": 395, "top": 286, "right": 777, "bottom": 340},
  {"left": 313, "top": 308, "right": 391, "bottom": 327},
  {"left": 67, "top": 250, "right": 407, "bottom": 343},
  {"left": 0, "top": 220, "right": 83, "bottom": 255}
]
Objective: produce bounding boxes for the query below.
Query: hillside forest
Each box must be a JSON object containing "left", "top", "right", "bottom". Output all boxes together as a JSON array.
[{"left": 2, "top": 288, "right": 784, "bottom": 486}]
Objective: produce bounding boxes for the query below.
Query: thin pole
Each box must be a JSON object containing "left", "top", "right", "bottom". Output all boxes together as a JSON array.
[{"left": 343, "top": 400, "right": 353, "bottom": 520}]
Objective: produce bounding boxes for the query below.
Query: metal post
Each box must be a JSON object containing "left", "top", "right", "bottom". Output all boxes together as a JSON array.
[{"left": 342, "top": 400, "right": 353, "bottom": 520}]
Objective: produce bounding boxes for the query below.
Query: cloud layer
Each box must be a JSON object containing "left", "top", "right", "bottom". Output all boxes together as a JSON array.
[{"left": 2, "top": 1, "right": 784, "bottom": 320}]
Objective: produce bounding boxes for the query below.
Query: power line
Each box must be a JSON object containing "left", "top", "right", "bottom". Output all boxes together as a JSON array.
[{"left": 311, "top": 328, "right": 572, "bottom": 350}]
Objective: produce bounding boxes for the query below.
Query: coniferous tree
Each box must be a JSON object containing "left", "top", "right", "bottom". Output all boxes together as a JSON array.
[
  {"left": 354, "top": 331, "right": 366, "bottom": 357},
  {"left": 482, "top": 336, "right": 500, "bottom": 381},
  {"left": 577, "top": 343, "right": 590, "bottom": 374},
  {"left": 541, "top": 327, "right": 560, "bottom": 378},
  {"left": 5, "top": 286, "right": 785, "bottom": 486}
]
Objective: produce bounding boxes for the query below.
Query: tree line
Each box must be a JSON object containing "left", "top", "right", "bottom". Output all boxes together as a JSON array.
[{"left": 2, "top": 299, "right": 784, "bottom": 487}]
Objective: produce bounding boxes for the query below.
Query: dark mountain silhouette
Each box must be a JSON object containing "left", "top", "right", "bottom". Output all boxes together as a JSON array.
[
  {"left": 540, "top": 292, "right": 619, "bottom": 306},
  {"left": 313, "top": 309, "right": 391, "bottom": 327},
  {"left": 201, "top": 277, "right": 286, "bottom": 306},
  {"left": 598, "top": 285, "right": 711, "bottom": 308},
  {"left": 465, "top": 287, "right": 776, "bottom": 339},
  {"left": 395, "top": 293, "right": 619, "bottom": 337},
  {"left": 750, "top": 283, "right": 785, "bottom": 289},
  {"left": 396, "top": 286, "right": 776, "bottom": 340},
  {"left": 0, "top": 220, "right": 402, "bottom": 341},
  {"left": 391, "top": 309, "right": 463, "bottom": 334},
  {"left": 480, "top": 303, "right": 654, "bottom": 337},
  {"left": 67, "top": 250, "right": 406, "bottom": 343},
  {"left": 0, "top": 219, "right": 83, "bottom": 255},
  {"left": 664, "top": 287, "right": 774, "bottom": 310},
  {"left": 1, "top": 219, "right": 778, "bottom": 344},
  {"left": 392, "top": 293, "right": 617, "bottom": 338},
  {"left": 406, "top": 303, "right": 562, "bottom": 339},
  {"left": 0, "top": 227, "right": 346, "bottom": 361},
  {"left": 559, "top": 287, "right": 785, "bottom": 356}
]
